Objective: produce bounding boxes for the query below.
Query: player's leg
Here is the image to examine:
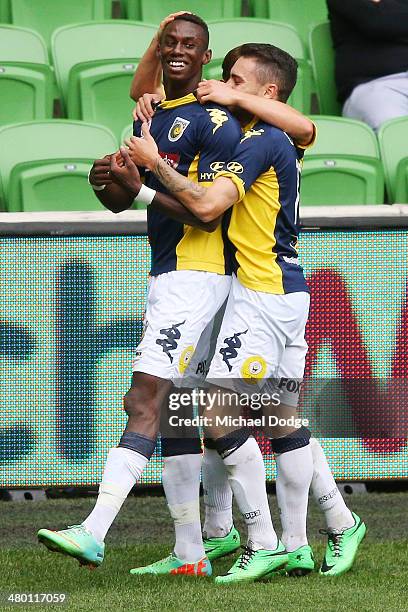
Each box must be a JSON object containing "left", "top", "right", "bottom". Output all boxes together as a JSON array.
[
  {"left": 275, "top": 334, "right": 366, "bottom": 576},
  {"left": 201, "top": 437, "right": 240, "bottom": 561},
  {"left": 204, "top": 278, "right": 293, "bottom": 583},
  {"left": 38, "top": 370, "right": 170, "bottom": 567},
  {"left": 261, "top": 294, "right": 314, "bottom": 575},
  {"left": 310, "top": 438, "right": 366, "bottom": 576},
  {"left": 129, "top": 272, "right": 231, "bottom": 576}
]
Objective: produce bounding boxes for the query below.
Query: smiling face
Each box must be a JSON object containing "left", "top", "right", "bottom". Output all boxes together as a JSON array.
[
  {"left": 159, "top": 19, "right": 211, "bottom": 84},
  {"left": 226, "top": 56, "right": 277, "bottom": 98}
]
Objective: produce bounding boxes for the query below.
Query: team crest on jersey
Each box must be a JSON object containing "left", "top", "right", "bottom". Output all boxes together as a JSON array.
[
  {"left": 168, "top": 117, "right": 190, "bottom": 142},
  {"left": 206, "top": 108, "right": 229, "bottom": 134},
  {"left": 241, "top": 355, "right": 267, "bottom": 385},
  {"left": 240, "top": 128, "right": 264, "bottom": 143}
]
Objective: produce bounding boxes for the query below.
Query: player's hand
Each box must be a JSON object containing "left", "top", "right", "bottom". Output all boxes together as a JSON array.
[
  {"left": 132, "top": 93, "right": 162, "bottom": 122},
  {"left": 109, "top": 147, "right": 142, "bottom": 197},
  {"left": 89, "top": 155, "right": 114, "bottom": 186},
  {"left": 125, "top": 123, "right": 159, "bottom": 171},
  {"left": 157, "top": 11, "right": 192, "bottom": 40},
  {"left": 197, "top": 80, "right": 237, "bottom": 106}
]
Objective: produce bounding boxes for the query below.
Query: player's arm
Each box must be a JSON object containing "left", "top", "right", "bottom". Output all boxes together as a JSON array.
[
  {"left": 196, "top": 80, "right": 315, "bottom": 146},
  {"left": 126, "top": 124, "right": 240, "bottom": 223},
  {"left": 107, "top": 147, "right": 221, "bottom": 231},
  {"left": 130, "top": 12, "right": 189, "bottom": 101},
  {"left": 89, "top": 155, "right": 134, "bottom": 212}
]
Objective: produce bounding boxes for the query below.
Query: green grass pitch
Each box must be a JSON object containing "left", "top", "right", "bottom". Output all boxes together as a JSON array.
[{"left": 2, "top": 491, "right": 407, "bottom": 611}]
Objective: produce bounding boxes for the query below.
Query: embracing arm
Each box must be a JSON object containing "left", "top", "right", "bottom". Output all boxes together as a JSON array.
[
  {"left": 150, "top": 155, "right": 239, "bottom": 223},
  {"left": 196, "top": 80, "right": 315, "bottom": 146}
]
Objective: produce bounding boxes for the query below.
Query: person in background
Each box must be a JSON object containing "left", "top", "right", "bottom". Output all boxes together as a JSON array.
[{"left": 328, "top": 0, "right": 408, "bottom": 131}]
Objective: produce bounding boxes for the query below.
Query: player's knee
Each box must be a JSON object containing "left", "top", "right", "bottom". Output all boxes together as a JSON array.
[{"left": 123, "top": 382, "right": 157, "bottom": 424}]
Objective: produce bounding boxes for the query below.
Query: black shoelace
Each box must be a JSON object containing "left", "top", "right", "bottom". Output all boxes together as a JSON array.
[
  {"left": 319, "top": 529, "right": 343, "bottom": 557},
  {"left": 237, "top": 546, "right": 256, "bottom": 569}
]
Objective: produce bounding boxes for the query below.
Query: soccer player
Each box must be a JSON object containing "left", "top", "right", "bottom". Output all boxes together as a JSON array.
[
  {"left": 125, "top": 43, "right": 367, "bottom": 582},
  {"left": 37, "top": 14, "right": 282, "bottom": 578}
]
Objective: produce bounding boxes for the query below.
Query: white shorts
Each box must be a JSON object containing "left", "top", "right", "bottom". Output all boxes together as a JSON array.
[
  {"left": 207, "top": 275, "right": 310, "bottom": 404},
  {"left": 132, "top": 270, "right": 231, "bottom": 383}
]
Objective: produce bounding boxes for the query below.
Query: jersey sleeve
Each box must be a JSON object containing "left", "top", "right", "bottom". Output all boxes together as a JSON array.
[
  {"left": 195, "top": 107, "right": 242, "bottom": 185},
  {"left": 214, "top": 129, "right": 273, "bottom": 201},
  {"left": 132, "top": 119, "right": 146, "bottom": 179}
]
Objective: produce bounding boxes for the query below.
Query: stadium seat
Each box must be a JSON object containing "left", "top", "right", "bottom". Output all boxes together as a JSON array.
[
  {"left": 121, "top": 124, "right": 134, "bottom": 143},
  {"left": 0, "top": 121, "right": 118, "bottom": 211},
  {"left": 301, "top": 116, "right": 384, "bottom": 206},
  {"left": 122, "top": 0, "right": 241, "bottom": 21},
  {"left": 205, "top": 19, "right": 311, "bottom": 113},
  {"left": 250, "top": 0, "right": 328, "bottom": 53},
  {"left": 309, "top": 21, "right": 341, "bottom": 115},
  {"left": 52, "top": 21, "right": 157, "bottom": 115},
  {"left": 0, "top": 0, "right": 11, "bottom": 22},
  {"left": 9, "top": 0, "right": 112, "bottom": 54},
  {"left": 67, "top": 59, "right": 140, "bottom": 142},
  {"left": 0, "top": 25, "right": 54, "bottom": 124},
  {"left": 378, "top": 117, "right": 408, "bottom": 203}
]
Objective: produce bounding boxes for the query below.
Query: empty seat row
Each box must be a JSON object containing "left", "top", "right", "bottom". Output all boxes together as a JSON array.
[
  {"left": 0, "top": 116, "right": 406, "bottom": 213},
  {"left": 0, "top": 18, "right": 323, "bottom": 144}
]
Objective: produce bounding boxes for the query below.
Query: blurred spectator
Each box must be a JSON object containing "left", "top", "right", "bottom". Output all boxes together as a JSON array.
[{"left": 327, "top": 0, "right": 408, "bottom": 130}]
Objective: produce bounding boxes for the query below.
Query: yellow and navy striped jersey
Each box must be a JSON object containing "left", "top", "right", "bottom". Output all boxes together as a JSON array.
[
  {"left": 216, "top": 118, "right": 312, "bottom": 295},
  {"left": 133, "top": 93, "right": 241, "bottom": 276}
]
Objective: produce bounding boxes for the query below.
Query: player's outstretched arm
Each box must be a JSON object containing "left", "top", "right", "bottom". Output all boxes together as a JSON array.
[
  {"left": 126, "top": 124, "right": 240, "bottom": 223},
  {"left": 130, "top": 12, "right": 189, "bottom": 101},
  {"left": 197, "top": 80, "right": 315, "bottom": 146}
]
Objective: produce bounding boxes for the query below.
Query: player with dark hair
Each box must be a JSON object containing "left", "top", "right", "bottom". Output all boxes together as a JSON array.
[
  {"left": 126, "top": 41, "right": 366, "bottom": 583},
  {"left": 38, "top": 14, "right": 296, "bottom": 580}
]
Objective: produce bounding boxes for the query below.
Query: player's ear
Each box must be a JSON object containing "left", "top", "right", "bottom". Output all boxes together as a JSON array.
[
  {"left": 263, "top": 82, "right": 279, "bottom": 100},
  {"left": 202, "top": 49, "right": 212, "bottom": 66}
]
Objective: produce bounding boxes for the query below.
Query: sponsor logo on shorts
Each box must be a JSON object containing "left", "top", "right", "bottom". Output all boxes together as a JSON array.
[
  {"left": 241, "top": 355, "right": 267, "bottom": 384},
  {"left": 156, "top": 320, "right": 185, "bottom": 363},
  {"left": 278, "top": 378, "right": 302, "bottom": 394},
  {"left": 168, "top": 117, "right": 190, "bottom": 142},
  {"left": 195, "top": 359, "right": 209, "bottom": 376},
  {"left": 219, "top": 329, "right": 248, "bottom": 371},
  {"left": 179, "top": 345, "right": 195, "bottom": 374}
]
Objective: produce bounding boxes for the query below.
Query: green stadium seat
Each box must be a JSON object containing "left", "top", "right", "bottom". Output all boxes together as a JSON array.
[
  {"left": 123, "top": 0, "right": 241, "bottom": 21},
  {"left": 301, "top": 116, "right": 384, "bottom": 205},
  {"left": 67, "top": 59, "right": 140, "bottom": 142},
  {"left": 9, "top": 0, "right": 112, "bottom": 55},
  {"left": 0, "top": 25, "right": 53, "bottom": 124},
  {"left": 378, "top": 117, "right": 408, "bottom": 203},
  {"left": 0, "top": 0, "right": 11, "bottom": 22},
  {"left": 205, "top": 19, "right": 312, "bottom": 113},
  {"left": 250, "top": 0, "right": 328, "bottom": 53},
  {"left": 52, "top": 21, "right": 157, "bottom": 115},
  {"left": 0, "top": 121, "right": 118, "bottom": 211},
  {"left": 309, "top": 21, "right": 341, "bottom": 115}
]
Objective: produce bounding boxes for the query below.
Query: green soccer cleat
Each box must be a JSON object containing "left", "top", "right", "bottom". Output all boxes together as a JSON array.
[
  {"left": 285, "top": 545, "right": 315, "bottom": 576},
  {"left": 215, "top": 541, "right": 288, "bottom": 584},
  {"left": 203, "top": 526, "right": 241, "bottom": 561},
  {"left": 319, "top": 512, "right": 366, "bottom": 577},
  {"left": 37, "top": 525, "right": 104, "bottom": 568},
  {"left": 130, "top": 553, "right": 212, "bottom": 577}
]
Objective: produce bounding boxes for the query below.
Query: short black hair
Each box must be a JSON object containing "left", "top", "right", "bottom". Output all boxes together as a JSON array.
[
  {"left": 170, "top": 12, "right": 209, "bottom": 50},
  {"left": 236, "top": 43, "right": 298, "bottom": 102}
]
